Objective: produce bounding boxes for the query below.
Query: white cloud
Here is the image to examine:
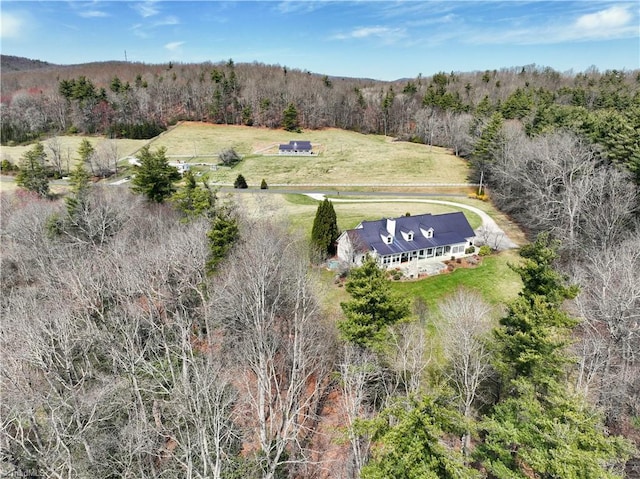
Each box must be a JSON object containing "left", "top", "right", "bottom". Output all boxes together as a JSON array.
[
  {"left": 165, "top": 41, "right": 185, "bottom": 52},
  {"left": 1, "top": 11, "right": 25, "bottom": 39},
  {"left": 78, "top": 10, "right": 109, "bottom": 18},
  {"left": 276, "top": 1, "right": 323, "bottom": 14},
  {"left": 465, "top": 4, "right": 638, "bottom": 45},
  {"left": 133, "top": 1, "right": 160, "bottom": 18},
  {"left": 153, "top": 16, "right": 180, "bottom": 27},
  {"left": 575, "top": 4, "right": 633, "bottom": 30},
  {"left": 332, "top": 25, "right": 406, "bottom": 43}
]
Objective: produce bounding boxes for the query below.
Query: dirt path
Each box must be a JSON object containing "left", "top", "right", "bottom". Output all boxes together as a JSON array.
[{"left": 305, "top": 193, "right": 519, "bottom": 250}]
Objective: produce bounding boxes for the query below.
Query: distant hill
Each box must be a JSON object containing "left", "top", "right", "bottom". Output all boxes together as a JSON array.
[{"left": 1, "top": 55, "right": 57, "bottom": 72}]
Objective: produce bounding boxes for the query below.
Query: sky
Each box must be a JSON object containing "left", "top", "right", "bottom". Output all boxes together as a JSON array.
[{"left": 1, "top": 1, "right": 639, "bottom": 81}]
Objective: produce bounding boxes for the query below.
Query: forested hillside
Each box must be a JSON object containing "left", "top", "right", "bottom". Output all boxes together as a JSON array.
[
  {"left": 1, "top": 58, "right": 639, "bottom": 477},
  {"left": 2, "top": 59, "right": 639, "bottom": 184}
]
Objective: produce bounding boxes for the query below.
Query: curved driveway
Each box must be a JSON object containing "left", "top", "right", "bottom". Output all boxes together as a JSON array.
[{"left": 305, "top": 193, "right": 518, "bottom": 250}]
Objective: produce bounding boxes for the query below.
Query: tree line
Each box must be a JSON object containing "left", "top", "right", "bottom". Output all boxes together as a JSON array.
[{"left": 2, "top": 61, "right": 638, "bottom": 182}]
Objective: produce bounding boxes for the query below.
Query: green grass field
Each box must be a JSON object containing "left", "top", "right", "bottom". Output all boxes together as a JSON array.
[
  {"left": 390, "top": 250, "right": 522, "bottom": 309},
  {"left": 317, "top": 250, "right": 522, "bottom": 322},
  {"left": 148, "top": 122, "right": 472, "bottom": 186}
]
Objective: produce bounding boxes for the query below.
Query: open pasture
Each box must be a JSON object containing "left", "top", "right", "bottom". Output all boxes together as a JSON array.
[{"left": 149, "top": 122, "right": 472, "bottom": 186}]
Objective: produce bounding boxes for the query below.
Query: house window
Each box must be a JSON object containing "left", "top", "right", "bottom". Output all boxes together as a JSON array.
[
  {"left": 426, "top": 248, "right": 434, "bottom": 257},
  {"left": 426, "top": 228, "right": 433, "bottom": 238},
  {"left": 385, "top": 235, "right": 393, "bottom": 244},
  {"left": 407, "top": 232, "right": 414, "bottom": 241},
  {"left": 435, "top": 247, "right": 444, "bottom": 256}
]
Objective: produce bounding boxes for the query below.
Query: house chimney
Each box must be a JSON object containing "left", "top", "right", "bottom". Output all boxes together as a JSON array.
[{"left": 386, "top": 218, "right": 396, "bottom": 237}]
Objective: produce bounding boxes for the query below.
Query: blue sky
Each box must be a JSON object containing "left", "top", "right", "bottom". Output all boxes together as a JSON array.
[{"left": 1, "top": 1, "right": 638, "bottom": 81}]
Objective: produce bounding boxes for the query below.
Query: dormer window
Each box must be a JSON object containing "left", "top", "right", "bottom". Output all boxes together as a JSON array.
[
  {"left": 401, "top": 229, "right": 414, "bottom": 241},
  {"left": 385, "top": 235, "right": 393, "bottom": 244},
  {"left": 425, "top": 228, "right": 433, "bottom": 239}
]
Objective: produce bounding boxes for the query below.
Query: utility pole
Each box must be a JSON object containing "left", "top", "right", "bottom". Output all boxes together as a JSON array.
[{"left": 124, "top": 50, "right": 128, "bottom": 62}]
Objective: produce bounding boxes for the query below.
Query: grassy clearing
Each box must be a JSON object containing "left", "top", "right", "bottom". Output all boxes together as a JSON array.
[
  {"left": 316, "top": 250, "right": 522, "bottom": 325},
  {"left": 390, "top": 249, "right": 522, "bottom": 309},
  {"left": 148, "top": 122, "right": 472, "bottom": 186},
  {"left": 232, "top": 192, "right": 482, "bottom": 237}
]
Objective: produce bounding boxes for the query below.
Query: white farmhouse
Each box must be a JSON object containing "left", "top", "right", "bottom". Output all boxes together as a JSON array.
[{"left": 337, "top": 212, "right": 476, "bottom": 271}]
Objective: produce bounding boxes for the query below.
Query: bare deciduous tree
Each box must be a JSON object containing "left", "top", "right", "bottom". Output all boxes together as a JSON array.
[
  {"left": 438, "top": 288, "right": 495, "bottom": 455},
  {"left": 212, "top": 220, "right": 336, "bottom": 479},
  {"left": 337, "top": 345, "right": 379, "bottom": 479},
  {"left": 571, "top": 237, "right": 640, "bottom": 426}
]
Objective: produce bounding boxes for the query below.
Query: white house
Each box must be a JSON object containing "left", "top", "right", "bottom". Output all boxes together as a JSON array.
[
  {"left": 337, "top": 212, "right": 476, "bottom": 270},
  {"left": 168, "top": 161, "right": 190, "bottom": 175},
  {"left": 278, "top": 140, "right": 313, "bottom": 155}
]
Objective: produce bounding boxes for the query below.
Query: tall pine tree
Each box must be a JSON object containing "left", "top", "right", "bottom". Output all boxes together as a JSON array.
[
  {"left": 339, "top": 256, "right": 410, "bottom": 348},
  {"left": 475, "top": 234, "right": 634, "bottom": 478},
  {"left": 311, "top": 198, "right": 339, "bottom": 259},
  {"left": 16, "top": 143, "right": 50, "bottom": 198}
]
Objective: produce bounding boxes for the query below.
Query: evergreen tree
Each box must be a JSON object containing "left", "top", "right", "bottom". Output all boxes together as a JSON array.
[
  {"left": 16, "top": 143, "right": 50, "bottom": 198},
  {"left": 310, "top": 198, "right": 339, "bottom": 258},
  {"left": 477, "top": 381, "right": 633, "bottom": 479},
  {"left": 233, "top": 174, "right": 248, "bottom": 189},
  {"left": 64, "top": 161, "right": 91, "bottom": 219},
  {"left": 339, "top": 257, "right": 410, "bottom": 348},
  {"left": 500, "top": 87, "right": 534, "bottom": 119},
  {"left": 260, "top": 178, "right": 268, "bottom": 190},
  {"left": 171, "top": 171, "right": 217, "bottom": 220},
  {"left": 130, "top": 146, "right": 180, "bottom": 203},
  {"left": 475, "top": 234, "right": 634, "bottom": 478},
  {"left": 282, "top": 103, "right": 300, "bottom": 132},
  {"left": 77, "top": 138, "right": 97, "bottom": 175},
  {"left": 206, "top": 208, "right": 239, "bottom": 275},
  {"left": 471, "top": 112, "right": 503, "bottom": 193},
  {"left": 361, "top": 396, "right": 480, "bottom": 479}
]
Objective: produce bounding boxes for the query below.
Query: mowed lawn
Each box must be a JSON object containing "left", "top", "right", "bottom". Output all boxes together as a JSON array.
[
  {"left": 234, "top": 192, "right": 483, "bottom": 233},
  {"left": 317, "top": 250, "right": 522, "bottom": 322},
  {"left": 148, "top": 122, "right": 472, "bottom": 185}
]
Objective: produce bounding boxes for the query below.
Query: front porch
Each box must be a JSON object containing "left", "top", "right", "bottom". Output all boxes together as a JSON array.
[{"left": 376, "top": 243, "right": 473, "bottom": 271}]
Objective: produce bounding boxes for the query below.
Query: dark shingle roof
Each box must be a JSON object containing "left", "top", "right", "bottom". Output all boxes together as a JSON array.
[
  {"left": 279, "top": 140, "right": 312, "bottom": 151},
  {"left": 348, "top": 212, "right": 474, "bottom": 256}
]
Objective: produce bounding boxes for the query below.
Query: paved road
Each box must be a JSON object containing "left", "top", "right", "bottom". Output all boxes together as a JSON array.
[{"left": 305, "top": 193, "right": 519, "bottom": 250}]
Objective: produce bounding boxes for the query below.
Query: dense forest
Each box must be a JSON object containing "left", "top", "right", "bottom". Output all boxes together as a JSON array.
[{"left": 1, "top": 57, "right": 639, "bottom": 478}]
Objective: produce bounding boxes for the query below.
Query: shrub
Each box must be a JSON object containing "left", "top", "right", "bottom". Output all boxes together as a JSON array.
[
  {"left": 260, "top": 178, "right": 268, "bottom": 189},
  {"left": 465, "top": 246, "right": 476, "bottom": 254},
  {"left": 234, "top": 174, "right": 248, "bottom": 189},
  {"left": 478, "top": 245, "right": 492, "bottom": 256},
  {"left": 1, "top": 159, "right": 17, "bottom": 173},
  {"left": 219, "top": 148, "right": 241, "bottom": 167}
]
